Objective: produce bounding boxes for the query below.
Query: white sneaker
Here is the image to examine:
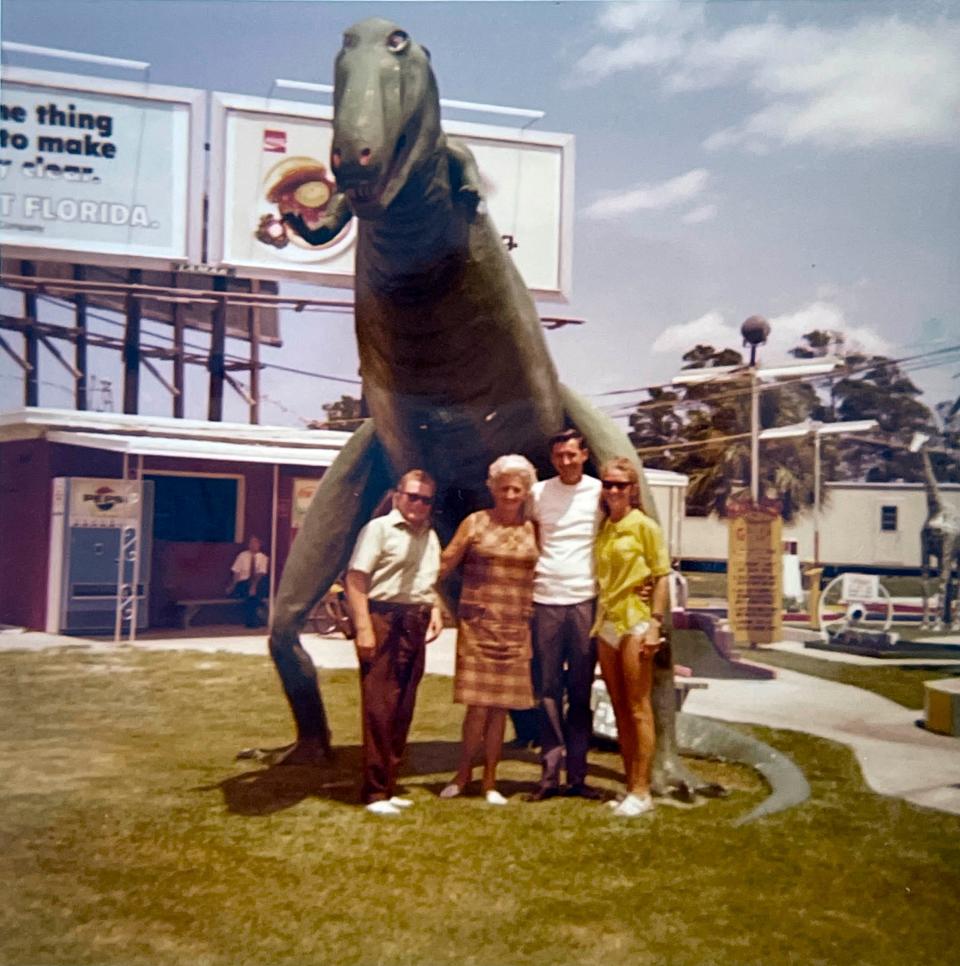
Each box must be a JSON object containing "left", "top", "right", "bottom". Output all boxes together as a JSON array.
[
  {"left": 612, "top": 793, "right": 654, "bottom": 818},
  {"left": 389, "top": 796, "right": 414, "bottom": 809},
  {"left": 365, "top": 800, "right": 401, "bottom": 816},
  {"left": 485, "top": 789, "right": 508, "bottom": 806},
  {"left": 439, "top": 783, "right": 462, "bottom": 800}
]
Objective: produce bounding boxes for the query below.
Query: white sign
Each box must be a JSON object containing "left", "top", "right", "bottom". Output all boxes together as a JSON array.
[
  {"left": 68, "top": 477, "right": 142, "bottom": 528},
  {"left": 0, "top": 67, "right": 204, "bottom": 267},
  {"left": 208, "top": 93, "right": 573, "bottom": 299},
  {"left": 841, "top": 572, "right": 880, "bottom": 602}
]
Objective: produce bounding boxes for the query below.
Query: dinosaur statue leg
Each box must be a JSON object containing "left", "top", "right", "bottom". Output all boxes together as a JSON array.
[
  {"left": 268, "top": 420, "right": 391, "bottom": 763},
  {"left": 942, "top": 534, "right": 960, "bottom": 630},
  {"left": 558, "top": 384, "right": 719, "bottom": 798},
  {"left": 920, "top": 543, "right": 933, "bottom": 629}
]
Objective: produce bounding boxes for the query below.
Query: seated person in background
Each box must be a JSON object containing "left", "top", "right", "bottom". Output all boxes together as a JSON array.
[{"left": 227, "top": 535, "right": 270, "bottom": 628}]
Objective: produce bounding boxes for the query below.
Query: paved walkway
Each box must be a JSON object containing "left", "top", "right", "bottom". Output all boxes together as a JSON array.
[{"left": 2, "top": 626, "right": 958, "bottom": 816}]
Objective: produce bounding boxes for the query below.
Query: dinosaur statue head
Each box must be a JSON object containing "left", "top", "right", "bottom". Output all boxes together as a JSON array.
[{"left": 331, "top": 18, "right": 442, "bottom": 218}]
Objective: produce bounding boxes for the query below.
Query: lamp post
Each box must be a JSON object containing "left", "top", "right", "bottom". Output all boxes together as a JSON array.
[
  {"left": 759, "top": 418, "right": 878, "bottom": 563},
  {"left": 740, "top": 316, "right": 770, "bottom": 503},
  {"left": 672, "top": 316, "right": 839, "bottom": 509}
]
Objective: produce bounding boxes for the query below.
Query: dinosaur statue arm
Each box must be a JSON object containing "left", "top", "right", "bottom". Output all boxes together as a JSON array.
[
  {"left": 281, "top": 192, "right": 354, "bottom": 246},
  {"left": 445, "top": 136, "right": 482, "bottom": 216},
  {"left": 272, "top": 420, "right": 389, "bottom": 642}
]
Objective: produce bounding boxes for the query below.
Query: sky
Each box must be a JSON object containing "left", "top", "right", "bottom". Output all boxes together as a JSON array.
[{"left": 1, "top": 0, "right": 958, "bottom": 428}]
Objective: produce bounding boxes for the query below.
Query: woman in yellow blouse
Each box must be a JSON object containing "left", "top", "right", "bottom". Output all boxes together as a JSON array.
[{"left": 593, "top": 457, "right": 671, "bottom": 817}]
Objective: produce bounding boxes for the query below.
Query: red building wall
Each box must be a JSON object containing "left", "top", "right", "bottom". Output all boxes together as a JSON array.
[{"left": 0, "top": 439, "right": 327, "bottom": 631}]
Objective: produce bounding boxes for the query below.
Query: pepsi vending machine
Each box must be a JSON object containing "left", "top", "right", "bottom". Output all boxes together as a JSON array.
[{"left": 45, "top": 478, "right": 154, "bottom": 635}]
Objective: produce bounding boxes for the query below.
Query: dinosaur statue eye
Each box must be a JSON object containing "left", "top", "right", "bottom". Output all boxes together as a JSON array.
[
  {"left": 342, "top": 32, "right": 357, "bottom": 49},
  {"left": 387, "top": 30, "right": 409, "bottom": 53}
]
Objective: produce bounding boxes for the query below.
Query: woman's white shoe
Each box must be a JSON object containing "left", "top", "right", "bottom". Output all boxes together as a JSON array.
[
  {"left": 612, "top": 793, "right": 654, "bottom": 817},
  {"left": 439, "top": 783, "right": 462, "bottom": 799},
  {"left": 485, "top": 789, "right": 508, "bottom": 806}
]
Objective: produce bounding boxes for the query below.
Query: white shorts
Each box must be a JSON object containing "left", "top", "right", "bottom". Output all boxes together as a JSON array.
[{"left": 597, "top": 620, "right": 650, "bottom": 649}]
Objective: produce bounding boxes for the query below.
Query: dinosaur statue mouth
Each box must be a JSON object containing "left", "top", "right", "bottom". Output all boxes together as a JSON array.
[{"left": 341, "top": 133, "right": 410, "bottom": 214}]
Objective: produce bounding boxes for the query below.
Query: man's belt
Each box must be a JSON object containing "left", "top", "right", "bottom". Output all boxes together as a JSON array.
[{"left": 368, "top": 599, "right": 432, "bottom": 617}]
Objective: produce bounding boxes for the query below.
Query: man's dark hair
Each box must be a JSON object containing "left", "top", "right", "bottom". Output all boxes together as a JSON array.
[{"left": 549, "top": 428, "right": 587, "bottom": 451}]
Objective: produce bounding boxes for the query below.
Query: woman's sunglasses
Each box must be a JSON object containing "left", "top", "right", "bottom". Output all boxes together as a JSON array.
[{"left": 601, "top": 480, "right": 631, "bottom": 491}]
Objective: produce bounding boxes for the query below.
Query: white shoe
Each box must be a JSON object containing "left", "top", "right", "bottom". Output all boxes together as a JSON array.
[
  {"left": 389, "top": 796, "right": 414, "bottom": 808},
  {"left": 485, "top": 789, "right": 508, "bottom": 806},
  {"left": 365, "top": 800, "right": 401, "bottom": 816},
  {"left": 439, "top": 783, "right": 462, "bottom": 800},
  {"left": 612, "top": 793, "right": 654, "bottom": 818}
]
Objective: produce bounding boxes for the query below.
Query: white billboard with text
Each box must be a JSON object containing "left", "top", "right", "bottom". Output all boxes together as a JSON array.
[{"left": 0, "top": 67, "right": 204, "bottom": 267}]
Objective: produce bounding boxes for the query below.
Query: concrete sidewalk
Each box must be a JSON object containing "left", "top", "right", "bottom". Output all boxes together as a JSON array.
[
  {"left": 682, "top": 667, "right": 960, "bottom": 816},
  {"left": 3, "top": 626, "right": 958, "bottom": 815}
]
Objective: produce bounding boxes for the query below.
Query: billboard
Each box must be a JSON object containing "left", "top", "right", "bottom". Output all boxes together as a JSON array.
[
  {"left": 0, "top": 67, "right": 204, "bottom": 268},
  {"left": 208, "top": 93, "right": 574, "bottom": 300}
]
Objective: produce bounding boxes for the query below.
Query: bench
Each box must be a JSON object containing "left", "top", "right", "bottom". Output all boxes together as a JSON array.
[
  {"left": 176, "top": 597, "right": 245, "bottom": 629},
  {"left": 591, "top": 673, "right": 709, "bottom": 740}
]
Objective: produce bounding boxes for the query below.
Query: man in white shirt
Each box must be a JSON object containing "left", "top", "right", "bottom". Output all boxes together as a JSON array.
[
  {"left": 527, "top": 429, "right": 604, "bottom": 800},
  {"left": 227, "top": 535, "right": 270, "bottom": 628},
  {"left": 346, "top": 470, "right": 443, "bottom": 816}
]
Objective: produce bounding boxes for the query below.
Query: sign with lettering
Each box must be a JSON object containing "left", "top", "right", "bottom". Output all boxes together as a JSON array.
[
  {"left": 0, "top": 67, "right": 204, "bottom": 266},
  {"left": 291, "top": 477, "right": 320, "bottom": 531},
  {"left": 208, "top": 93, "right": 574, "bottom": 299},
  {"left": 727, "top": 510, "right": 783, "bottom": 645}
]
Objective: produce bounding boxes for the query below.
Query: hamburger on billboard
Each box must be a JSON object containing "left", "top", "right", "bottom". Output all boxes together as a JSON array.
[{"left": 0, "top": 67, "right": 204, "bottom": 267}]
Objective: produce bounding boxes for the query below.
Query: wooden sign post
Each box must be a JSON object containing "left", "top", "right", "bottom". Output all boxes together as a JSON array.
[{"left": 728, "top": 508, "right": 783, "bottom": 646}]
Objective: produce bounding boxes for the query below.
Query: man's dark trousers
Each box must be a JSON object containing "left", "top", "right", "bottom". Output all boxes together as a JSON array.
[
  {"left": 232, "top": 575, "right": 268, "bottom": 627},
  {"left": 359, "top": 602, "right": 430, "bottom": 803},
  {"left": 533, "top": 600, "right": 597, "bottom": 789}
]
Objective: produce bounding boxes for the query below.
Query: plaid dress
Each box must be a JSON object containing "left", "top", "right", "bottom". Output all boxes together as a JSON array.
[{"left": 453, "top": 511, "right": 537, "bottom": 709}]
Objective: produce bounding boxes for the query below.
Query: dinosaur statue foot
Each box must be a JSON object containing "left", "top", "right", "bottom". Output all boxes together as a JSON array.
[
  {"left": 651, "top": 752, "right": 726, "bottom": 802},
  {"left": 236, "top": 738, "right": 335, "bottom": 767}
]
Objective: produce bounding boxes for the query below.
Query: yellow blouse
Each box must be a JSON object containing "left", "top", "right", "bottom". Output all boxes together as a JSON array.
[{"left": 592, "top": 508, "right": 671, "bottom": 637}]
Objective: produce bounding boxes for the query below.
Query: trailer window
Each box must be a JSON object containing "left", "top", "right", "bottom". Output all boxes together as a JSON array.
[{"left": 880, "top": 505, "right": 898, "bottom": 532}]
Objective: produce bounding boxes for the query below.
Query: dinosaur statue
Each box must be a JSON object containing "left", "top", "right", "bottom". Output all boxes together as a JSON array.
[
  {"left": 267, "top": 17, "right": 791, "bottom": 813},
  {"left": 917, "top": 444, "right": 960, "bottom": 630}
]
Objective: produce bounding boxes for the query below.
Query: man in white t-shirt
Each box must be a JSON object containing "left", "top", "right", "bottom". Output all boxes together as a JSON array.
[
  {"left": 527, "top": 429, "right": 604, "bottom": 800},
  {"left": 227, "top": 535, "right": 270, "bottom": 628}
]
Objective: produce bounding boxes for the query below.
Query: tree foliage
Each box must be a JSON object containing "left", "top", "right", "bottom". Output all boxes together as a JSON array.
[
  {"left": 308, "top": 395, "right": 365, "bottom": 432},
  {"left": 630, "top": 332, "right": 944, "bottom": 518}
]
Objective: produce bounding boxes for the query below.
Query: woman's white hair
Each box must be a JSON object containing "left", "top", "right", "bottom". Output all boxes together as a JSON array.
[{"left": 487, "top": 453, "right": 537, "bottom": 491}]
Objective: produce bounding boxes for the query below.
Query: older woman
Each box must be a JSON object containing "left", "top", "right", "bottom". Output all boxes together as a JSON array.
[
  {"left": 438, "top": 455, "right": 539, "bottom": 805},
  {"left": 593, "top": 457, "right": 671, "bottom": 817}
]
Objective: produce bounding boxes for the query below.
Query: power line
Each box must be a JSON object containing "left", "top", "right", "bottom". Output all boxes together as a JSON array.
[{"left": 595, "top": 344, "right": 960, "bottom": 417}]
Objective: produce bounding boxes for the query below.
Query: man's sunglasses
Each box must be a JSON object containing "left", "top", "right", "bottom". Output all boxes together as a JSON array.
[
  {"left": 601, "top": 480, "right": 631, "bottom": 491},
  {"left": 400, "top": 491, "right": 433, "bottom": 505}
]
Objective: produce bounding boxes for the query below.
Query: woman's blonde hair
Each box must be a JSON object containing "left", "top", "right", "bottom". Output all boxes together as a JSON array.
[
  {"left": 487, "top": 453, "right": 537, "bottom": 492},
  {"left": 598, "top": 457, "right": 643, "bottom": 517}
]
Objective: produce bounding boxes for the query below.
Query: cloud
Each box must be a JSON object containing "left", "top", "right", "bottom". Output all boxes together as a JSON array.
[
  {"left": 651, "top": 301, "right": 893, "bottom": 359},
  {"left": 651, "top": 310, "right": 734, "bottom": 354},
  {"left": 574, "top": 4, "right": 960, "bottom": 151},
  {"left": 582, "top": 168, "right": 709, "bottom": 220},
  {"left": 681, "top": 203, "right": 718, "bottom": 225}
]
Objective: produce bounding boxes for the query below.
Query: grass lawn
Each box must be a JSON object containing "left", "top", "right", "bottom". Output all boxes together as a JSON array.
[{"left": 2, "top": 646, "right": 958, "bottom": 966}]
